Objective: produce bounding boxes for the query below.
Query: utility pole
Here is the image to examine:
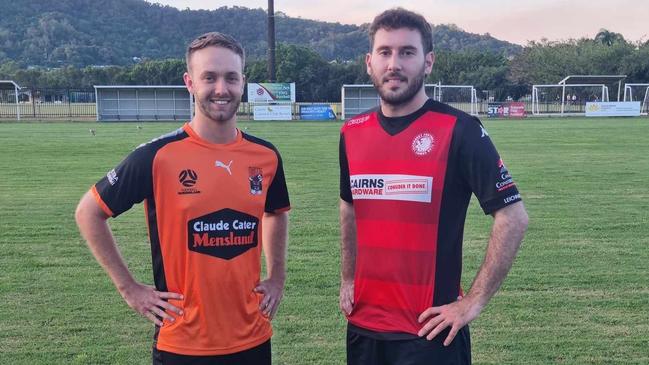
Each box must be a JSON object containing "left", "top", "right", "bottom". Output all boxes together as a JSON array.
[{"left": 267, "top": 0, "right": 276, "bottom": 82}]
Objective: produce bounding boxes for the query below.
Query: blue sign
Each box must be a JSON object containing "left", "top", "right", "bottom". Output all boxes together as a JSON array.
[{"left": 300, "top": 104, "right": 336, "bottom": 120}]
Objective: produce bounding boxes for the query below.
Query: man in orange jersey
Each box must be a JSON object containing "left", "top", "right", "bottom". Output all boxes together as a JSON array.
[{"left": 76, "top": 32, "right": 290, "bottom": 364}]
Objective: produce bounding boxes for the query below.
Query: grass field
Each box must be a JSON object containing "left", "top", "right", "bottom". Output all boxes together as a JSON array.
[{"left": 1, "top": 117, "right": 648, "bottom": 364}]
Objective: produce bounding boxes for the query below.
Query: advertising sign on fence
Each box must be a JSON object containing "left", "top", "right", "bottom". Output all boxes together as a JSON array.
[
  {"left": 299, "top": 104, "right": 336, "bottom": 120},
  {"left": 508, "top": 102, "right": 526, "bottom": 117},
  {"left": 247, "top": 83, "right": 296, "bottom": 102},
  {"left": 585, "top": 102, "right": 641, "bottom": 117},
  {"left": 488, "top": 102, "right": 525, "bottom": 118},
  {"left": 253, "top": 104, "right": 292, "bottom": 120}
]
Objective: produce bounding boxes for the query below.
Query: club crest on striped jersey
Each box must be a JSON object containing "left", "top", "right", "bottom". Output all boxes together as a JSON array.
[{"left": 412, "top": 133, "right": 435, "bottom": 156}]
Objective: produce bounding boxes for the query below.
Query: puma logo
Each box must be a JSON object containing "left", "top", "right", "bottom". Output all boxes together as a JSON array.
[{"left": 215, "top": 160, "right": 233, "bottom": 175}]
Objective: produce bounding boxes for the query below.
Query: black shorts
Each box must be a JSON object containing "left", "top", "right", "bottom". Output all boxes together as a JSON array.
[
  {"left": 152, "top": 340, "right": 271, "bottom": 365},
  {"left": 347, "top": 326, "right": 471, "bottom": 365}
]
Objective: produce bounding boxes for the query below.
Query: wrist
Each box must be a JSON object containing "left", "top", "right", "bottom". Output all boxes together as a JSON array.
[
  {"left": 463, "top": 293, "right": 487, "bottom": 312},
  {"left": 116, "top": 278, "right": 138, "bottom": 297}
]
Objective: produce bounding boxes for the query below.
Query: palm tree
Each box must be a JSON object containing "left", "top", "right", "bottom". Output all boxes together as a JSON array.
[{"left": 595, "top": 29, "right": 625, "bottom": 46}]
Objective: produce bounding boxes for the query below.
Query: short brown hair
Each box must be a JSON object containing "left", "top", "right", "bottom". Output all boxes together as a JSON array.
[
  {"left": 185, "top": 32, "right": 245, "bottom": 70},
  {"left": 369, "top": 8, "right": 433, "bottom": 54}
]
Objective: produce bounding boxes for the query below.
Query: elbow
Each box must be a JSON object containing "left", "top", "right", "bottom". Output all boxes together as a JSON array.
[
  {"left": 519, "top": 209, "right": 529, "bottom": 233},
  {"left": 75, "top": 197, "right": 86, "bottom": 226}
]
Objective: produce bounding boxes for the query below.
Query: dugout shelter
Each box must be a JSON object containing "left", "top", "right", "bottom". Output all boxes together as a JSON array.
[{"left": 95, "top": 85, "right": 193, "bottom": 121}]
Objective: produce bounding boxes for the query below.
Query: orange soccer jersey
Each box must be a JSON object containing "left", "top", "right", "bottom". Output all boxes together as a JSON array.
[{"left": 92, "top": 123, "right": 290, "bottom": 355}]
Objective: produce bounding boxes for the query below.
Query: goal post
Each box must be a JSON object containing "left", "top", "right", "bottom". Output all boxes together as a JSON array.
[
  {"left": 341, "top": 83, "right": 477, "bottom": 119},
  {"left": 623, "top": 83, "right": 649, "bottom": 115},
  {"left": 432, "top": 84, "right": 478, "bottom": 116},
  {"left": 0, "top": 80, "right": 21, "bottom": 120},
  {"left": 532, "top": 84, "right": 608, "bottom": 116}
]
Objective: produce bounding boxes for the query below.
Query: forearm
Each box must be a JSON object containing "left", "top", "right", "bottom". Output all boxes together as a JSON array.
[
  {"left": 262, "top": 211, "right": 289, "bottom": 281},
  {"left": 466, "top": 202, "right": 528, "bottom": 309},
  {"left": 75, "top": 191, "right": 136, "bottom": 293},
  {"left": 340, "top": 199, "right": 357, "bottom": 282}
]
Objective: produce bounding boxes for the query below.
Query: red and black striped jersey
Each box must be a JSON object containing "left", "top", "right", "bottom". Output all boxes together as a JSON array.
[
  {"left": 340, "top": 99, "right": 521, "bottom": 338},
  {"left": 93, "top": 123, "right": 290, "bottom": 355}
]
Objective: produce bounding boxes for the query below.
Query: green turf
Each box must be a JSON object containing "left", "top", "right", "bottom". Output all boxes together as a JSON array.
[{"left": 1, "top": 118, "right": 648, "bottom": 364}]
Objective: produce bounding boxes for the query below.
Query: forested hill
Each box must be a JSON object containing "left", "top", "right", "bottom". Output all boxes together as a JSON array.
[{"left": 0, "top": 0, "right": 521, "bottom": 67}]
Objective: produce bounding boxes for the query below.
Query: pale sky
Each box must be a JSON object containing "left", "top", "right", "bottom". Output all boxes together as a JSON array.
[{"left": 150, "top": 0, "right": 647, "bottom": 45}]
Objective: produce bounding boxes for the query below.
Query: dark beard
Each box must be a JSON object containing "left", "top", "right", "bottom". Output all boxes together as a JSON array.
[{"left": 372, "top": 68, "right": 426, "bottom": 107}]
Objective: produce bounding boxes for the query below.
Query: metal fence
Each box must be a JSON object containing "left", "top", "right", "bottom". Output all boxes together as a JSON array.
[
  {"left": 1, "top": 88, "right": 605, "bottom": 120},
  {"left": 0, "top": 88, "right": 96, "bottom": 119}
]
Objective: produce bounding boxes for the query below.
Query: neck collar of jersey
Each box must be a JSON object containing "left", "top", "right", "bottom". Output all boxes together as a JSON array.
[
  {"left": 377, "top": 99, "right": 434, "bottom": 136},
  {"left": 183, "top": 122, "right": 242, "bottom": 148}
]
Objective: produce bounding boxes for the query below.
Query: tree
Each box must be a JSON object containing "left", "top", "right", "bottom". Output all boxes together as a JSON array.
[{"left": 594, "top": 29, "right": 626, "bottom": 46}]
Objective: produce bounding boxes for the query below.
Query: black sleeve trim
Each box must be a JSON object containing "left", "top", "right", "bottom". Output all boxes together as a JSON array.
[
  {"left": 339, "top": 133, "right": 353, "bottom": 203},
  {"left": 242, "top": 132, "right": 291, "bottom": 213},
  {"left": 94, "top": 127, "right": 187, "bottom": 218}
]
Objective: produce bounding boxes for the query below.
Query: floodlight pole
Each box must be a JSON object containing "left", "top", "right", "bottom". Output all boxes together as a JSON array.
[{"left": 267, "top": 0, "right": 276, "bottom": 82}]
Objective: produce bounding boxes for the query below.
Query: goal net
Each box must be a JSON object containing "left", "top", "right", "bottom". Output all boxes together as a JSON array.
[
  {"left": 532, "top": 84, "right": 608, "bottom": 115},
  {"left": 623, "top": 84, "right": 649, "bottom": 115},
  {"left": 0, "top": 80, "right": 20, "bottom": 119},
  {"left": 432, "top": 85, "right": 478, "bottom": 115}
]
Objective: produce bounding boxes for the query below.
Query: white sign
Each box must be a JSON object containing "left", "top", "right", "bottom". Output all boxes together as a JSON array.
[
  {"left": 585, "top": 102, "right": 641, "bottom": 117},
  {"left": 253, "top": 105, "right": 292, "bottom": 121},
  {"left": 247, "top": 83, "right": 296, "bottom": 102},
  {"left": 350, "top": 174, "right": 433, "bottom": 203}
]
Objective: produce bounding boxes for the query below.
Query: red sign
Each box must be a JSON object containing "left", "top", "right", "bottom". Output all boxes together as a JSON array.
[{"left": 508, "top": 102, "right": 526, "bottom": 118}]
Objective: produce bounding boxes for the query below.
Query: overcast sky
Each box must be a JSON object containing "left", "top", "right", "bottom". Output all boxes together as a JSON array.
[{"left": 150, "top": 0, "right": 647, "bottom": 45}]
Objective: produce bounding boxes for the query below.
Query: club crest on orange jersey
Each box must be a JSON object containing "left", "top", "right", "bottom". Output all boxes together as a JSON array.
[{"left": 248, "top": 167, "right": 263, "bottom": 195}]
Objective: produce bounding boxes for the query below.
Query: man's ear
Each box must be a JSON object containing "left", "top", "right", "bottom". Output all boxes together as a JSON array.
[{"left": 365, "top": 53, "right": 372, "bottom": 76}]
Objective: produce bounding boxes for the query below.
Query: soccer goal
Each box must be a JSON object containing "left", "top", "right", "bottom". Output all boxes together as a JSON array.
[
  {"left": 623, "top": 83, "right": 649, "bottom": 115},
  {"left": 0, "top": 80, "right": 21, "bottom": 120},
  {"left": 432, "top": 84, "right": 478, "bottom": 116},
  {"left": 532, "top": 84, "right": 608, "bottom": 116},
  {"left": 341, "top": 83, "right": 477, "bottom": 119}
]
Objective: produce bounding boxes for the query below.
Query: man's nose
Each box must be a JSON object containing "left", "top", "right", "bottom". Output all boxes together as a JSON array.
[
  {"left": 214, "top": 78, "right": 228, "bottom": 95},
  {"left": 387, "top": 53, "right": 402, "bottom": 72}
]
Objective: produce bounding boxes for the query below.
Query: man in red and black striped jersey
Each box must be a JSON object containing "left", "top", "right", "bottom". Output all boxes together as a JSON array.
[
  {"left": 339, "top": 9, "right": 529, "bottom": 365},
  {"left": 76, "top": 33, "right": 290, "bottom": 364}
]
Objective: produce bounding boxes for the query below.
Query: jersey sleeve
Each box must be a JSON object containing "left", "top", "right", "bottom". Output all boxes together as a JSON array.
[
  {"left": 457, "top": 117, "right": 522, "bottom": 214},
  {"left": 339, "top": 133, "right": 353, "bottom": 203},
  {"left": 265, "top": 150, "right": 291, "bottom": 213},
  {"left": 93, "top": 145, "right": 154, "bottom": 218}
]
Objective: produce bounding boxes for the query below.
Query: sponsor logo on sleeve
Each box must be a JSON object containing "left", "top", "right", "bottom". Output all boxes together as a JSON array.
[
  {"left": 107, "top": 169, "right": 118, "bottom": 186},
  {"left": 480, "top": 126, "right": 489, "bottom": 138},
  {"left": 411, "top": 133, "right": 435, "bottom": 156},
  {"left": 178, "top": 169, "right": 201, "bottom": 195},
  {"left": 188, "top": 209, "right": 259, "bottom": 260},
  {"left": 504, "top": 193, "right": 521, "bottom": 204},
  {"left": 350, "top": 174, "right": 433, "bottom": 203},
  {"left": 495, "top": 159, "right": 516, "bottom": 192},
  {"left": 346, "top": 114, "right": 370, "bottom": 126},
  {"left": 248, "top": 167, "right": 263, "bottom": 195}
]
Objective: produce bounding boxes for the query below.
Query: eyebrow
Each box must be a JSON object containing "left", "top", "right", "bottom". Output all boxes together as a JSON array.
[
  {"left": 375, "top": 45, "right": 419, "bottom": 52},
  {"left": 200, "top": 71, "right": 240, "bottom": 78}
]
